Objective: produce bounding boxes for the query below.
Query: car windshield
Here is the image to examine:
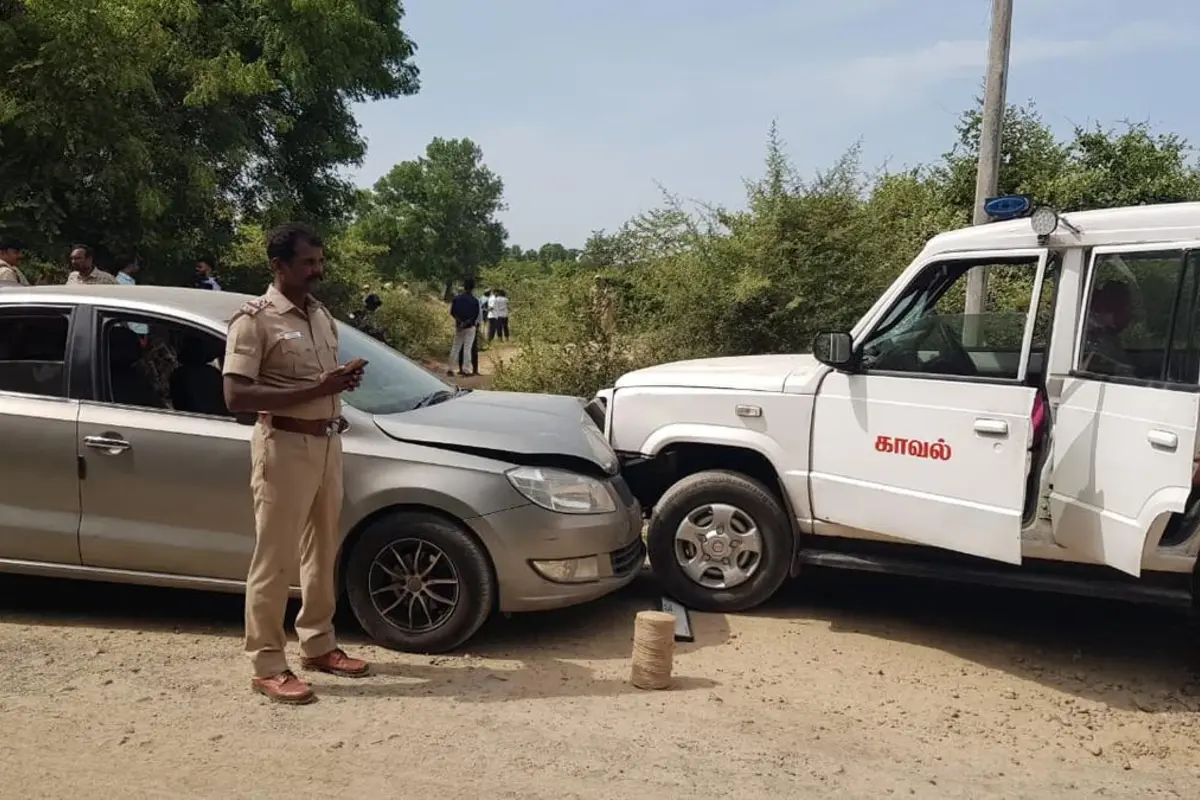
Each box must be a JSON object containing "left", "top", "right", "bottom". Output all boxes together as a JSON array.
[{"left": 335, "top": 322, "right": 460, "bottom": 415}]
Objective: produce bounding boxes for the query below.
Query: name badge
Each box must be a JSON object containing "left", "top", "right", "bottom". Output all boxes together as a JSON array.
[{"left": 282, "top": 331, "right": 304, "bottom": 341}]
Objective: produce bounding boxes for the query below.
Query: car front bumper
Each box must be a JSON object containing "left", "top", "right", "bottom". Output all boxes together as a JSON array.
[{"left": 469, "top": 477, "right": 645, "bottom": 613}]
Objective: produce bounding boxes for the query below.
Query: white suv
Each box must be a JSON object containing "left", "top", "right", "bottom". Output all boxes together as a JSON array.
[{"left": 599, "top": 200, "right": 1200, "bottom": 613}]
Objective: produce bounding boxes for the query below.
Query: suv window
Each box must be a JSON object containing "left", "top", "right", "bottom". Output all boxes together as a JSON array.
[
  {"left": 860, "top": 255, "right": 1053, "bottom": 382},
  {"left": 0, "top": 310, "right": 71, "bottom": 398},
  {"left": 1077, "top": 249, "right": 1200, "bottom": 386},
  {"left": 98, "top": 312, "right": 231, "bottom": 416}
]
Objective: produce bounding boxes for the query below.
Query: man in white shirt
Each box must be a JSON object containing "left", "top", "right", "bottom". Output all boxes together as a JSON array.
[
  {"left": 483, "top": 290, "right": 495, "bottom": 339},
  {"left": 490, "top": 289, "right": 510, "bottom": 342},
  {"left": 66, "top": 245, "right": 118, "bottom": 285}
]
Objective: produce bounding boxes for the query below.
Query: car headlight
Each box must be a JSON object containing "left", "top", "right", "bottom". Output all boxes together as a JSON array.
[{"left": 506, "top": 466, "right": 617, "bottom": 515}]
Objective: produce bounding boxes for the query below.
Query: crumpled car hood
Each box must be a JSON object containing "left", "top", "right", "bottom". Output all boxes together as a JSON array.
[{"left": 372, "top": 389, "right": 618, "bottom": 474}]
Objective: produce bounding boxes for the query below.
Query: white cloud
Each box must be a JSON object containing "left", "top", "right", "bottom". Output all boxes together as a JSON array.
[{"left": 771, "top": 19, "right": 1194, "bottom": 114}]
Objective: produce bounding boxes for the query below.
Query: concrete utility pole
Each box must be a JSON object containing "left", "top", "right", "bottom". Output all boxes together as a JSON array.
[{"left": 964, "top": 0, "right": 1013, "bottom": 340}]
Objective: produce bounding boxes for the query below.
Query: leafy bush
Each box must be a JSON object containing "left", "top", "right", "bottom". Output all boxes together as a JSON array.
[
  {"left": 489, "top": 269, "right": 665, "bottom": 397},
  {"left": 371, "top": 288, "right": 453, "bottom": 360}
]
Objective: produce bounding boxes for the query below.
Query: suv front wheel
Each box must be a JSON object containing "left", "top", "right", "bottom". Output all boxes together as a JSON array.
[{"left": 647, "top": 469, "right": 792, "bottom": 612}]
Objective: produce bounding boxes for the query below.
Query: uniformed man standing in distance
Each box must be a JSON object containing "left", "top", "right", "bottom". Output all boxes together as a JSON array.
[
  {"left": 222, "top": 222, "right": 370, "bottom": 704},
  {"left": 0, "top": 236, "right": 28, "bottom": 284}
]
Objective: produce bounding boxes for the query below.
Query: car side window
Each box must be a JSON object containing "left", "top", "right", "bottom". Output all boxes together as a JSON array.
[
  {"left": 859, "top": 255, "right": 1049, "bottom": 382},
  {"left": 0, "top": 309, "right": 71, "bottom": 398},
  {"left": 1076, "top": 249, "right": 1199, "bottom": 386},
  {"left": 98, "top": 311, "right": 232, "bottom": 417}
]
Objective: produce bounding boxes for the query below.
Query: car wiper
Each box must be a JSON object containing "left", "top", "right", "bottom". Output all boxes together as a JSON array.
[{"left": 412, "top": 388, "right": 467, "bottom": 409}]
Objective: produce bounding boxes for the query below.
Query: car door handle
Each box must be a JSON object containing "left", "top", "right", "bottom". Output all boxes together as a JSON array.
[
  {"left": 974, "top": 418, "right": 1009, "bottom": 436},
  {"left": 1147, "top": 429, "right": 1178, "bottom": 450},
  {"left": 83, "top": 435, "right": 131, "bottom": 454}
]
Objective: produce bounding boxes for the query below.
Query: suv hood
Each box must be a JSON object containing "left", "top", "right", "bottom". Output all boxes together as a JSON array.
[
  {"left": 372, "top": 390, "right": 618, "bottom": 475},
  {"left": 614, "top": 354, "right": 818, "bottom": 393}
]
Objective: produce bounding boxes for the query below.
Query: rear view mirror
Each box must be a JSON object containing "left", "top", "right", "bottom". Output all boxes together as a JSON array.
[{"left": 812, "top": 331, "right": 854, "bottom": 369}]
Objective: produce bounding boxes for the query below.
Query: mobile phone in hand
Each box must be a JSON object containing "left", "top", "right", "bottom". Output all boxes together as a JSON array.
[{"left": 339, "top": 358, "right": 368, "bottom": 375}]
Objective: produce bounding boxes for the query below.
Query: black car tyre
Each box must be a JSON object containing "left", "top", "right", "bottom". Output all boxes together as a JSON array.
[
  {"left": 647, "top": 469, "right": 792, "bottom": 613},
  {"left": 345, "top": 511, "right": 495, "bottom": 654}
]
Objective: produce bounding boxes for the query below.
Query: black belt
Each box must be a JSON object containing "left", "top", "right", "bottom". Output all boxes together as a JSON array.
[{"left": 259, "top": 414, "right": 348, "bottom": 437}]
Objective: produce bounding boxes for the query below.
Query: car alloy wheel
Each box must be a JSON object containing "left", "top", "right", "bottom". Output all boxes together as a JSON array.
[{"left": 368, "top": 538, "right": 461, "bottom": 634}]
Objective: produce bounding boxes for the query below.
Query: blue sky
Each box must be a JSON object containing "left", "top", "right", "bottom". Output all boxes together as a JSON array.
[{"left": 351, "top": 0, "right": 1198, "bottom": 249}]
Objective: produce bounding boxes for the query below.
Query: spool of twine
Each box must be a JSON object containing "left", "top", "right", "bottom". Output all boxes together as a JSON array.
[{"left": 630, "top": 610, "right": 676, "bottom": 690}]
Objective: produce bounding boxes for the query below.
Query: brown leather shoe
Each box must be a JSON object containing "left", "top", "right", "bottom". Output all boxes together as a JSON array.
[
  {"left": 251, "top": 670, "right": 315, "bottom": 704},
  {"left": 300, "top": 647, "right": 370, "bottom": 678}
]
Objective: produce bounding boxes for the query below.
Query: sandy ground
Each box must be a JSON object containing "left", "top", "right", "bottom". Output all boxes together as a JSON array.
[{"left": 1, "top": 569, "right": 1199, "bottom": 799}]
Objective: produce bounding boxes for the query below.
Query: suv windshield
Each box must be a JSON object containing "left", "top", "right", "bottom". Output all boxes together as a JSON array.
[{"left": 335, "top": 323, "right": 459, "bottom": 415}]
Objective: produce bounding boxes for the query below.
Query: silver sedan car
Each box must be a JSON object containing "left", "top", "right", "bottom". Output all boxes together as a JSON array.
[{"left": 0, "top": 283, "right": 644, "bottom": 652}]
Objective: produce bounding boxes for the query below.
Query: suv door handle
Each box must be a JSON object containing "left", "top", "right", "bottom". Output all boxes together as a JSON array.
[
  {"left": 1147, "top": 429, "right": 1179, "bottom": 450},
  {"left": 83, "top": 435, "right": 131, "bottom": 455},
  {"left": 974, "top": 418, "right": 1009, "bottom": 436}
]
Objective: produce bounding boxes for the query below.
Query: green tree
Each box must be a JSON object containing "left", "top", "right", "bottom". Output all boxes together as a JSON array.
[
  {"left": 1049, "top": 123, "right": 1200, "bottom": 209},
  {"left": 936, "top": 99, "right": 1200, "bottom": 214},
  {"left": 936, "top": 100, "right": 1070, "bottom": 215},
  {"left": 537, "top": 242, "right": 572, "bottom": 264},
  {"left": 358, "top": 137, "right": 507, "bottom": 291},
  {"left": 0, "top": 0, "right": 419, "bottom": 278}
]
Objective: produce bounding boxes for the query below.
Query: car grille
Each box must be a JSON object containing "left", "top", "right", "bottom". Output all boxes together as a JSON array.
[{"left": 610, "top": 537, "right": 645, "bottom": 577}]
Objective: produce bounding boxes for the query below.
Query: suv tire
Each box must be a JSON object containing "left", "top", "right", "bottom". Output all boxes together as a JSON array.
[{"left": 647, "top": 469, "right": 792, "bottom": 612}]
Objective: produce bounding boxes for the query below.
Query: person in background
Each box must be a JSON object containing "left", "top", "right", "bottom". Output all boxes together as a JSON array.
[
  {"left": 484, "top": 288, "right": 497, "bottom": 340},
  {"left": 195, "top": 256, "right": 222, "bottom": 290},
  {"left": 1080, "top": 280, "right": 1134, "bottom": 377},
  {"left": 66, "top": 245, "right": 118, "bottom": 285},
  {"left": 0, "top": 236, "right": 28, "bottom": 285},
  {"left": 460, "top": 286, "right": 485, "bottom": 375},
  {"left": 447, "top": 277, "right": 480, "bottom": 376},
  {"left": 116, "top": 261, "right": 150, "bottom": 337},
  {"left": 491, "top": 288, "right": 511, "bottom": 342},
  {"left": 116, "top": 260, "right": 140, "bottom": 286}
]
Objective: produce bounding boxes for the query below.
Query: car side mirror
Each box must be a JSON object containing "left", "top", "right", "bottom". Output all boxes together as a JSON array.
[{"left": 812, "top": 330, "right": 856, "bottom": 370}]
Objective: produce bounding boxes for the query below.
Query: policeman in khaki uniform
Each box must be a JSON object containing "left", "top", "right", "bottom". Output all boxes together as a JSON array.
[
  {"left": 222, "top": 222, "right": 369, "bottom": 704},
  {"left": 0, "top": 237, "right": 28, "bottom": 285}
]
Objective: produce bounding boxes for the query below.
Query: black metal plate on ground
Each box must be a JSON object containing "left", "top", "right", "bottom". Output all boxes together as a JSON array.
[{"left": 660, "top": 597, "right": 694, "bottom": 642}]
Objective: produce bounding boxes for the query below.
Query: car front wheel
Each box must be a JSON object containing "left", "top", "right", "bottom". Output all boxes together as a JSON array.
[
  {"left": 344, "top": 510, "right": 496, "bottom": 654},
  {"left": 647, "top": 470, "right": 792, "bottom": 613}
]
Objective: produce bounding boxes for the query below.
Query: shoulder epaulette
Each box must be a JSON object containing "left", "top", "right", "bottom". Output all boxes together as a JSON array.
[
  {"left": 237, "top": 296, "right": 272, "bottom": 317},
  {"left": 312, "top": 299, "right": 336, "bottom": 322}
]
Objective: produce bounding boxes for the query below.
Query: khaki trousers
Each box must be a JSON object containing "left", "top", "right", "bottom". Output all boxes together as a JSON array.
[{"left": 245, "top": 422, "right": 344, "bottom": 678}]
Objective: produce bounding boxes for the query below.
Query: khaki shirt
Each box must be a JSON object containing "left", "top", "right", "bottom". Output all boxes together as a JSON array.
[
  {"left": 222, "top": 284, "right": 342, "bottom": 420},
  {"left": 0, "top": 260, "right": 27, "bottom": 285},
  {"left": 67, "top": 268, "right": 119, "bottom": 286}
]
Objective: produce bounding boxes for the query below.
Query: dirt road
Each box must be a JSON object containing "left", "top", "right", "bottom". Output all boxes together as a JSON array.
[
  {"left": 1, "top": 569, "right": 1198, "bottom": 799},
  {"left": 423, "top": 340, "right": 518, "bottom": 391}
]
